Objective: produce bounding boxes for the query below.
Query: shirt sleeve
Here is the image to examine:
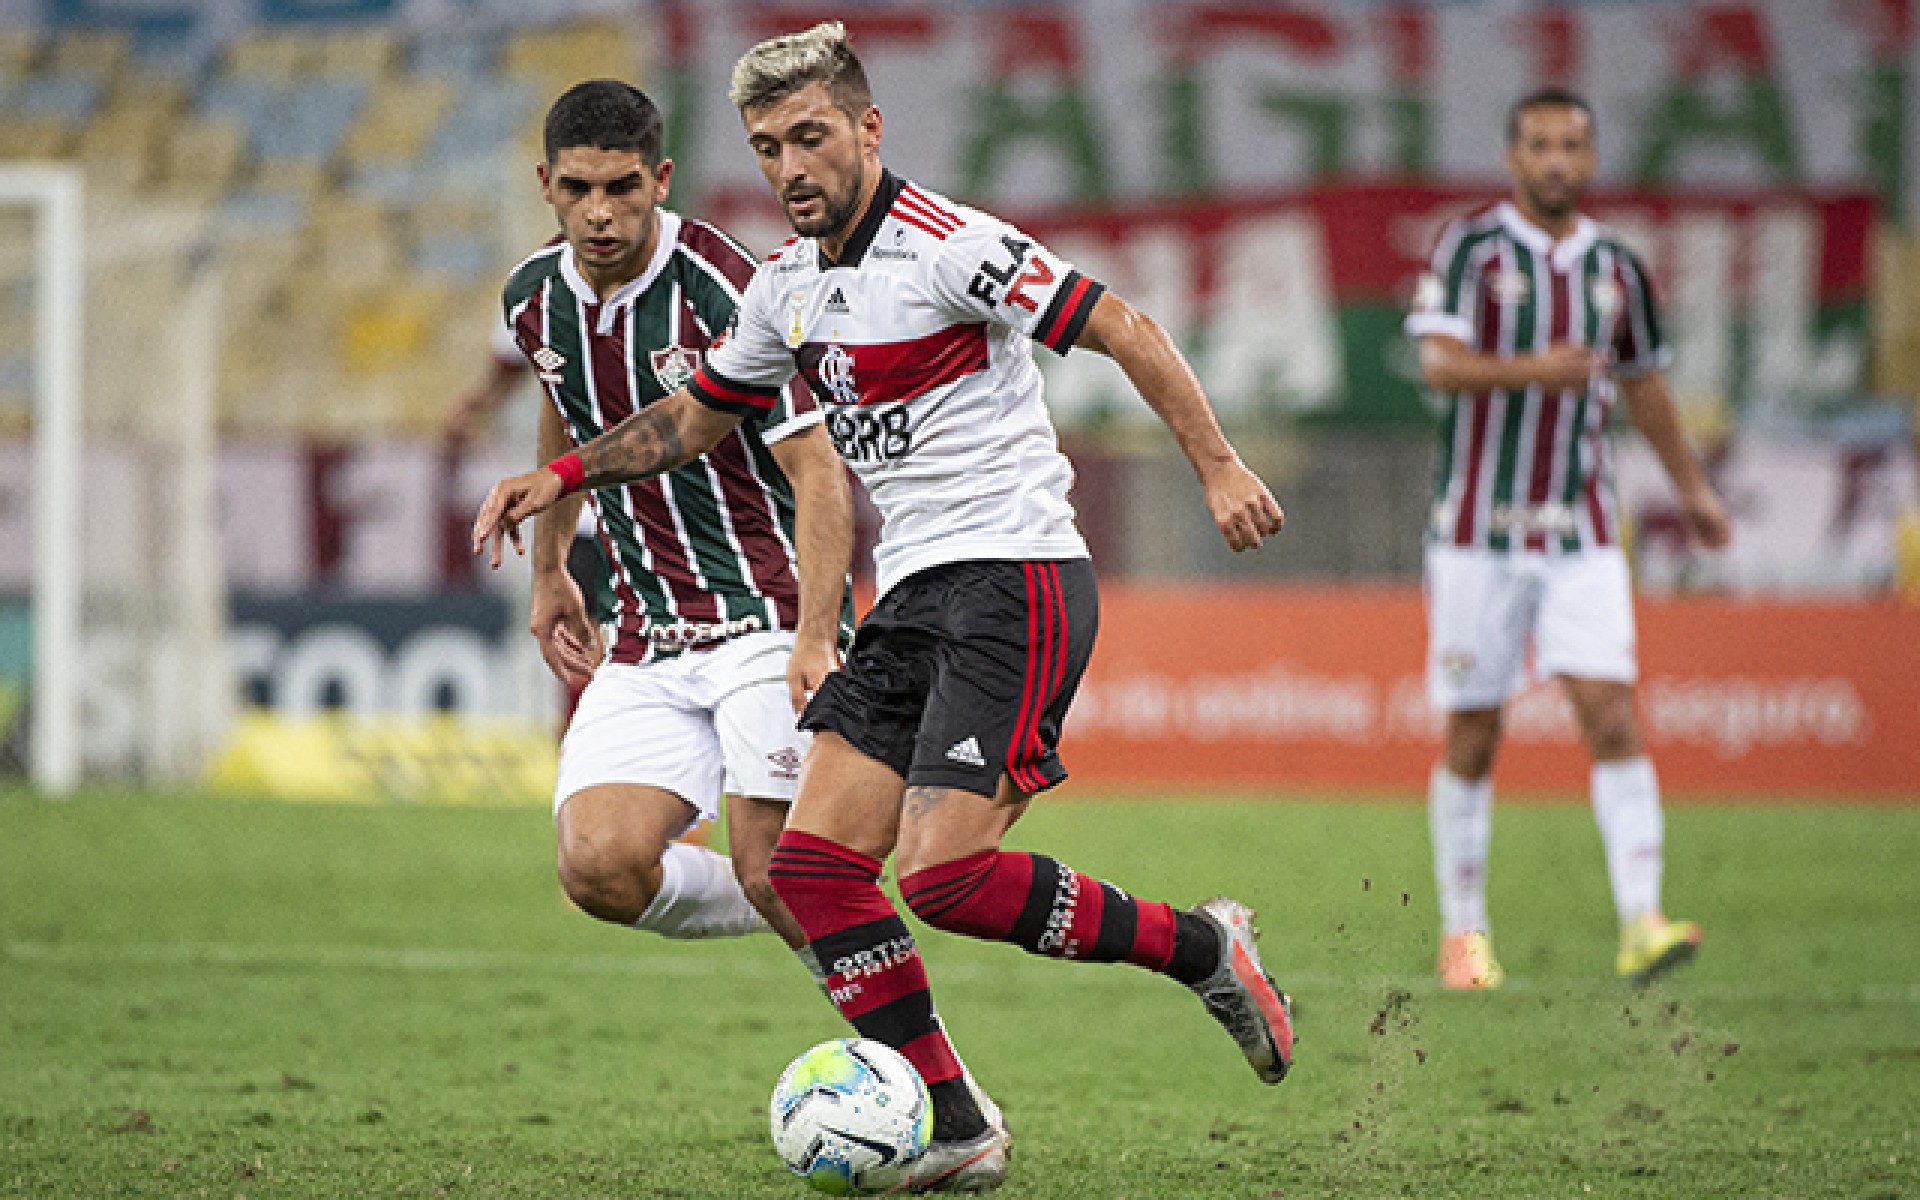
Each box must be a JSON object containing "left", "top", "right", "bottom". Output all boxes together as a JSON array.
[
  {"left": 488, "top": 314, "right": 526, "bottom": 366},
  {"left": 923, "top": 214, "right": 1105, "bottom": 356},
  {"left": 1404, "top": 221, "right": 1480, "bottom": 344},
  {"left": 1610, "top": 247, "right": 1673, "bottom": 378},
  {"left": 758, "top": 378, "right": 823, "bottom": 445},
  {"left": 689, "top": 264, "right": 798, "bottom": 417}
]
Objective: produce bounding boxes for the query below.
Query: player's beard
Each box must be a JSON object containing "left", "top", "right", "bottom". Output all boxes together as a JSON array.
[
  {"left": 1521, "top": 174, "right": 1583, "bottom": 222},
  {"left": 785, "top": 160, "right": 865, "bottom": 239}
]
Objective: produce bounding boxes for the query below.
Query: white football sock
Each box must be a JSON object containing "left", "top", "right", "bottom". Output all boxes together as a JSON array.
[
  {"left": 633, "top": 843, "right": 768, "bottom": 939},
  {"left": 1429, "top": 766, "right": 1494, "bottom": 936},
  {"left": 1592, "top": 757, "right": 1664, "bottom": 925},
  {"left": 794, "top": 943, "right": 828, "bottom": 989}
]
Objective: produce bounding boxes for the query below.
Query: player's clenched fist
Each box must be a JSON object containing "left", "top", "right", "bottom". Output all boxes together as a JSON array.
[
  {"left": 1202, "top": 458, "right": 1286, "bottom": 553},
  {"left": 472, "top": 466, "right": 566, "bottom": 568}
]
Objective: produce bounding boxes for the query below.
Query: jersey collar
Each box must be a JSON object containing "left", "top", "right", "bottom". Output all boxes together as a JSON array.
[
  {"left": 818, "top": 167, "right": 904, "bottom": 272},
  {"left": 1496, "top": 201, "right": 1597, "bottom": 271},
  {"left": 560, "top": 209, "right": 683, "bottom": 336}
]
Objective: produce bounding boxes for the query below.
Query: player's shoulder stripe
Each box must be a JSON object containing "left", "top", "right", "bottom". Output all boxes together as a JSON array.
[
  {"left": 1433, "top": 205, "right": 1504, "bottom": 266},
  {"left": 505, "top": 282, "right": 539, "bottom": 329},
  {"left": 1590, "top": 229, "right": 1648, "bottom": 271},
  {"left": 503, "top": 239, "right": 564, "bottom": 304},
  {"left": 893, "top": 184, "right": 961, "bottom": 240},
  {"left": 765, "top": 234, "right": 800, "bottom": 263},
  {"left": 900, "top": 183, "right": 960, "bottom": 226},
  {"left": 676, "top": 218, "right": 757, "bottom": 290},
  {"left": 507, "top": 237, "right": 566, "bottom": 279}
]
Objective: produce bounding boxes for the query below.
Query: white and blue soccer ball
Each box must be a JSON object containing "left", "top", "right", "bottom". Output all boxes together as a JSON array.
[{"left": 769, "top": 1037, "right": 932, "bottom": 1195}]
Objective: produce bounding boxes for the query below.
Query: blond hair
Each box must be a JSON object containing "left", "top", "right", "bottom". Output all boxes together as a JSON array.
[{"left": 728, "top": 20, "right": 872, "bottom": 116}]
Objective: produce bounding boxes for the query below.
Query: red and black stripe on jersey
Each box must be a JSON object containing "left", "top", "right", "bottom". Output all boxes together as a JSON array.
[{"left": 792, "top": 323, "right": 992, "bottom": 408}]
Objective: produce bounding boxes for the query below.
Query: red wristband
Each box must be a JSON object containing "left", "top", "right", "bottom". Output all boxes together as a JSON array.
[{"left": 545, "top": 451, "right": 586, "bottom": 495}]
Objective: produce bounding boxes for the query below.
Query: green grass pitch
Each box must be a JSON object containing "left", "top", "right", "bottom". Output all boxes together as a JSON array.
[{"left": 3, "top": 787, "right": 1916, "bottom": 1198}]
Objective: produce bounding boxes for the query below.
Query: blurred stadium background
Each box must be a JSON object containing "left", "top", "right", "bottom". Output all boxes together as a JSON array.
[{"left": 0, "top": 0, "right": 1914, "bottom": 804}]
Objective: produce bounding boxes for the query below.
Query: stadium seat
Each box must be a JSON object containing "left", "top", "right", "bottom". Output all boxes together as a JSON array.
[
  {"left": 342, "top": 78, "right": 453, "bottom": 169},
  {"left": 151, "top": 120, "right": 247, "bottom": 203},
  {"left": 0, "top": 15, "right": 661, "bottom": 437},
  {"left": 0, "top": 30, "right": 37, "bottom": 85},
  {"left": 409, "top": 31, "right": 502, "bottom": 81},
  {"left": 225, "top": 30, "right": 311, "bottom": 84},
  {"left": 312, "top": 27, "right": 397, "bottom": 81},
  {"left": 313, "top": 195, "right": 404, "bottom": 289},
  {"left": 77, "top": 116, "right": 160, "bottom": 192},
  {"left": 49, "top": 28, "right": 130, "bottom": 78},
  {"left": 256, "top": 78, "right": 367, "bottom": 163},
  {"left": 11, "top": 73, "right": 104, "bottom": 125},
  {"left": 502, "top": 20, "right": 637, "bottom": 90},
  {"left": 0, "top": 118, "right": 71, "bottom": 160}
]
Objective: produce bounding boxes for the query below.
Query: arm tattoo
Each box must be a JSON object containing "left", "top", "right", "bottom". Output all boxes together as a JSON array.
[{"left": 578, "top": 404, "right": 688, "bottom": 488}]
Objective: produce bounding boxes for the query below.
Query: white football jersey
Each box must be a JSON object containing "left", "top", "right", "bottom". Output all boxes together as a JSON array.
[{"left": 691, "top": 170, "right": 1104, "bottom": 597}]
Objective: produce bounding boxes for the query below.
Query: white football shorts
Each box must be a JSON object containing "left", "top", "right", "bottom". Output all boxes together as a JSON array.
[
  {"left": 554, "top": 629, "right": 807, "bottom": 817},
  {"left": 1424, "top": 545, "right": 1638, "bottom": 711}
]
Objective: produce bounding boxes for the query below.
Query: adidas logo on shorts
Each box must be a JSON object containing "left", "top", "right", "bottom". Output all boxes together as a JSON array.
[{"left": 945, "top": 736, "right": 986, "bottom": 768}]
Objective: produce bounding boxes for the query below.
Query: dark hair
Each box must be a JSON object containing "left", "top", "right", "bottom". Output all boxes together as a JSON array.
[
  {"left": 1506, "top": 87, "right": 1594, "bottom": 145},
  {"left": 543, "top": 80, "right": 664, "bottom": 165}
]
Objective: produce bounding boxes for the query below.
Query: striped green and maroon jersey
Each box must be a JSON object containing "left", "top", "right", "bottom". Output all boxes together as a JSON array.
[
  {"left": 503, "top": 211, "right": 827, "bottom": 665},
  {"left": 1405, "top": 201, "right": 1670, "bottom": 554}
]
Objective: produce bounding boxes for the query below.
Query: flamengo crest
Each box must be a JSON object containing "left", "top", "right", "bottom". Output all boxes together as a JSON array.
[{"left": 818, "top": 344, "right": 859, "bottom": 406}]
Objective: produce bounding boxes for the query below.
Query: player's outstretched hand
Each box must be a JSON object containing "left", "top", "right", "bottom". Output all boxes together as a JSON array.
[
  {"left": 1203, "top": 457, "right": 1285, "bottom": 552},
  {"left": 1679, "top": 483, "right": 1733, "bottom": 550},
  {"left": 473, "top": 467, "right": 565, "bottom": 568}
]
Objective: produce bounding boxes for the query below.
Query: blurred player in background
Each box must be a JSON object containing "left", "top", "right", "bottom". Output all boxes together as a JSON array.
[
  {"left": 475, "top": 23, "right": 1292, "bottom": 1192},
  {"left": 443, "top": 324, "right": 613, "bottom": 734},
  {"left": 492, "top": 79, "right": 854, "bottom": 958},
  {"left": 1406, "top": 87, "right": 1733, "bottom": 990}
]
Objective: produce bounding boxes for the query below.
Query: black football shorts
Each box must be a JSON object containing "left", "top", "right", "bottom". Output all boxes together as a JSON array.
[{"left": 801, "top": 557, "right": 1098, "bottom": 797}]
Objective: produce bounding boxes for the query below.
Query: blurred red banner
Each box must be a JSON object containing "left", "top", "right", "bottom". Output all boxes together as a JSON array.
[{"left": 1058, "top": 585, "right": 1920, "bottom": 801}]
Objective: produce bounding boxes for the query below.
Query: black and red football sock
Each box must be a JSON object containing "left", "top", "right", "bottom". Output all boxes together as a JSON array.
[
  {"left": 901, "top": 849, "right": 1220, "bottom": 986},
  {"left": 768, "top": 830, "right": 985, "bottom": 1141}
]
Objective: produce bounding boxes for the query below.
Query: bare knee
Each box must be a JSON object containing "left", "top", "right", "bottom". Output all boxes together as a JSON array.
[
  {"left": 557, "top": 836, "right": 651, "bottom": 924},
  {"left": 555, "top": 801, "right": 671, "bottom": 925},
  {"left": 1444, "top": 709, "right": 1503, "bottom": 780},
  {"left": 740, "top": 874, "right": 784, "bottom": 924},
  {"left": 1581, "top": 707, "right": 1642, "bottom": 761},
  {"left": 1563, "top": 680, "right": 1643, "bottom": 761}
]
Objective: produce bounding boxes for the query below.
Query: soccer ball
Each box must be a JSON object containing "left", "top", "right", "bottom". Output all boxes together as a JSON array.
[{"left": 769, "top": 1037, "right": 932, "bottom": 1195}]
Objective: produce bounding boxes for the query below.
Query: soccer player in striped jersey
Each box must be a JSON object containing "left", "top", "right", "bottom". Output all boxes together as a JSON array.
[
  {"left": 1405, "top": 88, "right": 1732, "bottom": 990},
  {"left": 475, "top": 25, "right": 1293, "bottom": 1191},
  {"left": 490, "top": 81, "right": 857, "bottom": 959}
]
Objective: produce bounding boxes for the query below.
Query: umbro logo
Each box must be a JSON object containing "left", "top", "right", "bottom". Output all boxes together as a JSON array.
[
  {"left": 767, "top": 746, "right": 803, "bottom": 780},
  {"left": 1489, "top": 270, "right": 1531, "bottom": 305},
  {"left": 824, "top": 286, "right": 850, "bottom": 314},
  {"left": 945, "top": 736, "right": 986, "bottom": 768},
  {"left": 531, "top": 345, "right": 567, "bottom": 383}
]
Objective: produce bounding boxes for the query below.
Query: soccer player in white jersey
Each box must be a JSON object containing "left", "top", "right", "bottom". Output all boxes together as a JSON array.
[
  {"left": 490, "top": 81, "right": 858, "bottom": 956},
  {"left": 475, "top": 24, "right": 1294, "bottom": 1192},
  {"left": 1406, "top": 88, "right": 1732, "bottom": 990}
]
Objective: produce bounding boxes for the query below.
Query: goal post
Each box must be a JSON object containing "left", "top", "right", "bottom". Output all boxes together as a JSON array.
[
  {"left": 3, "top": 162, "right": 234, "bottom": 794},
  {"left": 0, "top": 165, "right": 83, "bottom": 796}
]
